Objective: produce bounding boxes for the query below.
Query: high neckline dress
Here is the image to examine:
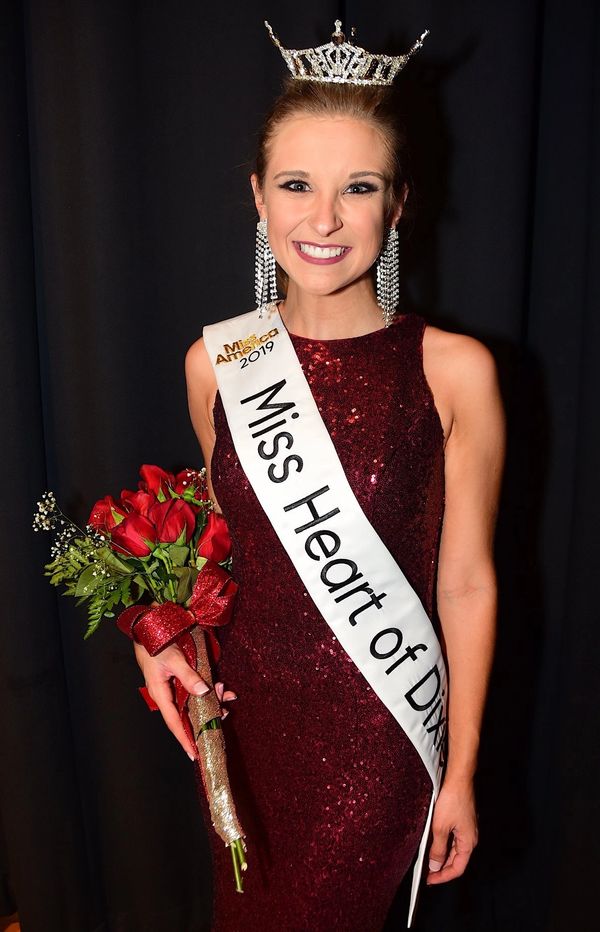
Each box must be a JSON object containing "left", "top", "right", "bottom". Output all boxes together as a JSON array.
[{"left": 202, "top": 312, "right": 445, "bottom": 931}]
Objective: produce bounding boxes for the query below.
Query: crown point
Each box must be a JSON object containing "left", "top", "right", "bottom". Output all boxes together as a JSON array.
[{"left": 332, "top": 20, "right": 345, "bottom": 45}]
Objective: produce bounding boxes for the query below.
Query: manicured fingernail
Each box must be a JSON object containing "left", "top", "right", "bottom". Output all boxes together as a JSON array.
[
  {"left": 429, "top": 860, "right": 442, "bottom": 872},
  {"left": 187, "top": 751, "right": 195, "bottom": 761},
  {"left": 193, "top": 683, "right": 210, "bottom": 695}
]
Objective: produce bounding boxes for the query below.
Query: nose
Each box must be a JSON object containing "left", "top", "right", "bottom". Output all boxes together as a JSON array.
[{"left": 308, "top": 192, "right": 343, "bottom": 237}]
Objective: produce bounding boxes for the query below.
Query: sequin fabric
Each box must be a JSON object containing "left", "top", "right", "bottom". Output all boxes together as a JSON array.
[{"left": 204, "top": 313, "right": 445, "bottom": 932}]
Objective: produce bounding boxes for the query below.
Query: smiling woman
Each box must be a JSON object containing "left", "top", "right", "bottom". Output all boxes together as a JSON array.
[
  {"left": 252, "top": 79, "right": 412, "bottom": 323},
  {"left": 250, "top": 116, "right": 400, "bottom": 330},
  {"left": 132, "top": 19, "right": 505, "bottom": 932}
]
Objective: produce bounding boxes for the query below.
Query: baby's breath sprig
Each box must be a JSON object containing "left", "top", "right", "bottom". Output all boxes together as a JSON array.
[
  {"left": 32, "top": 491, "right": 59, "bottom": 532},
  {"left": 33, "top": 492, "right": 143, "bottom": 636}
]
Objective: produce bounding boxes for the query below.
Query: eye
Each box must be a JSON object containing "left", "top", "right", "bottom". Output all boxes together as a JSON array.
[
  {"left": 278, "top": 180, "right": 311, "bottom": 193},
  {"left": 344, "top": 182, "right": 379, "bottom": 195}
]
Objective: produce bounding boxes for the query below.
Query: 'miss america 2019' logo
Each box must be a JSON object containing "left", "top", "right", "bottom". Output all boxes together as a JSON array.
[{"left": 214, "top": 328, "right": 279, "bottom": 366}]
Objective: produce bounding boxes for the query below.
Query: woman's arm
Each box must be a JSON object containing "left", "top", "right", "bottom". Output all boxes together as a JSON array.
[
  {"left": 426, "top": 331, "right": 506, "bottom": 884},
  {"left": 132, "top": 337, "right": 235, "bottom": 760}
]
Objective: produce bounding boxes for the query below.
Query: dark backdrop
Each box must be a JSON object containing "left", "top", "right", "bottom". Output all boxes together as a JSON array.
[{"left": 1, "top": 1, "right": 598, "bottom": 930}]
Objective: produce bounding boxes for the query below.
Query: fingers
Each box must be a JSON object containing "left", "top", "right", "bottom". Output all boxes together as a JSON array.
[
  {"left": 147, "top": 678, "right": 198, "bottom": 761},
  {"left": 214, "top": 681, "right": 238, "bottom": 720},
  {"left": 427, "top": 834, "right": 475, "bottom": 885},
  {"left": 215, "top": 681, "right": 238, "bottom": 703},
  {"left": 136, "top": 641, "right": 210, "bottom": 697},
  {"left": 426, "top": 847, "right": 472, "bottom": 884},
  {"left": 135, "top": 644, "right": 239, "bottom": 760},
  {"left": 427, "top": 825, "right": 450, "bottom": 877},
  {"left": 139, "top": 643, "right": 206, "bottom": 759},
  {"left": 163, "top": 648, "right": 211, "bottom": 698}
]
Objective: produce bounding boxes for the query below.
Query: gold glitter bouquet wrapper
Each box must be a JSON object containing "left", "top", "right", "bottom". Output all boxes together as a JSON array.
[{"left": 33, "top": 464, "right": 248, "bottom": 890}]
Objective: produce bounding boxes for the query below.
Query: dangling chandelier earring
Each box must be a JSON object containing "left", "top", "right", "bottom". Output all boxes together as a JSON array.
[
  {"left": 376, "top": 227, "right": 400, "bottom": 327},
  {"left": 255, "top": 218, "right": 278, "bottom": 317}
]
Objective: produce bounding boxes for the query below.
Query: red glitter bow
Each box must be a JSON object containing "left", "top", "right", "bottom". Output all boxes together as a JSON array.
[{"left": 117, "top": 561, "right": 237, "bottom": 746}]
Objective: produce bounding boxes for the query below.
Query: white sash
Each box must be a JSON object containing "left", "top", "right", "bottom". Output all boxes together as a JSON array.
[{"left": 203, "top": 303, "right": 447, "bottom": 926}]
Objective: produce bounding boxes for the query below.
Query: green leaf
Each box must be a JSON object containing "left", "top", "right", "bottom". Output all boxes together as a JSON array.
[
  {"left": 96, "top": 547, "right": 131, "bottom": 574},
  {"left": 84, "top": 618, "right": 101, "bottom": 639},
  {"left": 196, "top": 555, "right": 208, "bottom": 571},
  {"left": 75, "top": 565, "right": 103, "bottom": 598},
  {"left": 168, "top": 544, "right": 190, "bottom": 567},
  {"left": 173, "top": 566, "right": 198, "bottom": 603},
  {"left": 133, "top": 574, "right": 148, "bottom": 592}
]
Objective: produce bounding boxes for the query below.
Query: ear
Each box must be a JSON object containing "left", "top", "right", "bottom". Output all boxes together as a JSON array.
[
  {"left": 250, "top": 172, "right": 266, "bottom": 220},
  {"left": 389, "top": 184, "right": 409, "bottom": 228}
]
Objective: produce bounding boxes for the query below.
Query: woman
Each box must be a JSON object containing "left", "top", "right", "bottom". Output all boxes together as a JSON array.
[{"left": 134, "top": 22, "right": 505, "bottom": 932}]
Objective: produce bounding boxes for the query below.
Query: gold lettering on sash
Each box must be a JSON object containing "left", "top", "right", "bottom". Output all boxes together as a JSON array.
[{"left": 215, "top": 328, "right": 280, "bottom": 365}]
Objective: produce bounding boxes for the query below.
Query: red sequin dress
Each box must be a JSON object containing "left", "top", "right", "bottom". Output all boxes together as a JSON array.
[{"left": 205, "top": 312, "right": 445, "bottom": 932}]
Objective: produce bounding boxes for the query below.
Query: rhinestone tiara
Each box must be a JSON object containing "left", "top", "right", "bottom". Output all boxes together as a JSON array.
[{"left": 264, "top": 19, "right": 429, "bottom": 87}]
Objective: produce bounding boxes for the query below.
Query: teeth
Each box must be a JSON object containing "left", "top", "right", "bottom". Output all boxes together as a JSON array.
[{"left": 298, "top": 243, "right": 346, "bottom": 258}]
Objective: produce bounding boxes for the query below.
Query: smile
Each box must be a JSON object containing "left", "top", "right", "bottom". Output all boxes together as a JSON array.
[{"left": 293, "top": 241, "right": 351, "bottom": 264}]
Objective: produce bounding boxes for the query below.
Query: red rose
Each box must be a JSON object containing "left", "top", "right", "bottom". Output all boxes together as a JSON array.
[
  {"left": 121, "top": 488, "right": 155, "bottom": 517},
  {"left": 197, "top": 511, "right": 231, "bottom": 563},
  {"left": 149, "top": 499, "right": 196, "bottom": 544},
  {"left": 110, "top": 513, "right": 158, "bottom": 557},
  {"left": 173, "top": 468, "right": 210, "bottom": 501},
  {"left": 138, "top": 464, "right": 175, "bottom": 498},
  {"left": 88, "top": 495, "right": 127, "bottom": 534}
]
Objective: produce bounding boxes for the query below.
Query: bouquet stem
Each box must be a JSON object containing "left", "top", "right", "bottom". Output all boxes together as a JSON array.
[
  {"left": 187, "top": 627, "right": 247, "bottom": 890},
  {"left": 230, "top": 837, "right": 247, "bottom": 893}
]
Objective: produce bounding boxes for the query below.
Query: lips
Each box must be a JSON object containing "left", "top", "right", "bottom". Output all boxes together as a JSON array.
[{"left": 293, "top": 241, "right": 351, "bottom": 265}]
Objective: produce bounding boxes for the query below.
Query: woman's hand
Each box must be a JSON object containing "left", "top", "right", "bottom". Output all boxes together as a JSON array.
[
  {"left": 133, "top": 639, "right": 237, "bottom": 760},
  {"left": 426, "top": 778, "right": 478, "bottom": 885}
]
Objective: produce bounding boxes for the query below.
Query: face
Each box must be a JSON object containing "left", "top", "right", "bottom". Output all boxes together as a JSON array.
[{"left": 251, "top": 115, "right": 404, "bottom": 299}]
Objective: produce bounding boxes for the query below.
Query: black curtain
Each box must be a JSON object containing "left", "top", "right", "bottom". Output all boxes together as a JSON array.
[{"left": 1, "top": 1, "right": 597, "bottom": 930}]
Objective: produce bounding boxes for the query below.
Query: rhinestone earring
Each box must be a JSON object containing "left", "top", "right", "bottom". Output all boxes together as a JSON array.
[
  {"left": 255, "top": 218, "right": 278, "bottom": 317},
  {"left": 376, "top": 227, "right": 400, "bottom": 327}
]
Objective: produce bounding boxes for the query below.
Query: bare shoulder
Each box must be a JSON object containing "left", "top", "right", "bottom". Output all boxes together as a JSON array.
[
  {"left": 185, "top": 335, "right": 219, "bottom": 442},
  {"left": 422, "top": 323, "right": 503, "bottom": 445},
  {"left": 185, "top": 336, "right": 217, "bottom": 390},
  {"left": 424, "top": 324, "right": 498, "bottom": 381}
]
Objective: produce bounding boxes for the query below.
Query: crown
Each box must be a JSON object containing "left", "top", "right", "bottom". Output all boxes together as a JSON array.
[{"left": 264, "top": 19, "right": 429, "bottom": 87}]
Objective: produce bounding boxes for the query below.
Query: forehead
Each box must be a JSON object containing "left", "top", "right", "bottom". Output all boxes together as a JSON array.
[{"left": 266, "top": 115, "right": 389, "bottom": 173}]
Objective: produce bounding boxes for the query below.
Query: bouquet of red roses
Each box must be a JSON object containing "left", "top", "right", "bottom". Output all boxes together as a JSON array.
[{"left": 33, "top": 464, "right": 247, "bottom": 890}]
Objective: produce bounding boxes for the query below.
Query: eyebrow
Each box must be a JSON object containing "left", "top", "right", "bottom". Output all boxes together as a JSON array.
[{"left": 272, "top": 169, "right": 388, "bottom": 182}]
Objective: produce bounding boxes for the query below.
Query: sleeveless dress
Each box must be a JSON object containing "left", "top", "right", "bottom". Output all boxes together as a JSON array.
[{"left": 204, "top": 312, "right": 445, "bottom": 932}]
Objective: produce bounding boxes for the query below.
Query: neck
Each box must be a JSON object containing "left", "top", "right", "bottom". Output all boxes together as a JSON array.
[{"left": 280, "top": 277, "right": 385, "bottom": 340}]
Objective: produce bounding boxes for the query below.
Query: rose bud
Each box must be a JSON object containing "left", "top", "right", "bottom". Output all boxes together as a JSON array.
[
  {"left": 138, "top": 464, "right": 175, "bottom": 499},
  {"left": 110, "top": 513, "right": 158, "bottom": 557},
  {"left": 197, "top": 511, "right": 231, "bottom": 563},
  {"left": 149, "top": 498, "right": 196, "bottom": 544},
  {"left": 120, "top": 488, "right": 155, "bottom": 517},
  {"left": 173, "top": 469, "right": 206, "bottom": 499},
  {"left": 88, "top": 495, "right": 127, "bottom": 534}
]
